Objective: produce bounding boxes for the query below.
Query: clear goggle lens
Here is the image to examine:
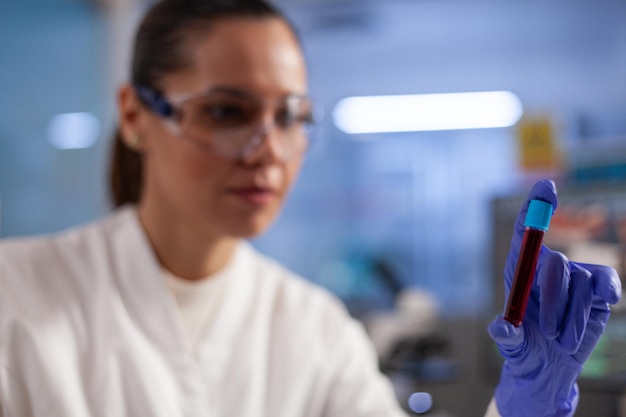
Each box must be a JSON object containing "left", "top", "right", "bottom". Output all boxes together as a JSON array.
[{"left": 137, "top": 85, "right": 317, "bottom": 160}]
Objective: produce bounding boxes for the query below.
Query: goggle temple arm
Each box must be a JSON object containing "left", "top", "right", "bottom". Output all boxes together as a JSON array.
[{"left": 133, "top": 84, "right": 175, "bottom": 118}]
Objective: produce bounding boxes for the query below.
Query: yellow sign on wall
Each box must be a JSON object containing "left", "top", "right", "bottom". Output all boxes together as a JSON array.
[{"left": 516, "top": 117, "right": 562, "bottom": 171}]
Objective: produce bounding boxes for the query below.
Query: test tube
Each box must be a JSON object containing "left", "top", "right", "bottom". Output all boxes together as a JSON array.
[{"left": 504, "top": 199, "right": 554, "bottom": 327}]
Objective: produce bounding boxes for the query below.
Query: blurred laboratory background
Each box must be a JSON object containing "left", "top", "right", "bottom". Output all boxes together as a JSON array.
[{"left": 1, "top": 0, "right": 626, "bottom": 415}]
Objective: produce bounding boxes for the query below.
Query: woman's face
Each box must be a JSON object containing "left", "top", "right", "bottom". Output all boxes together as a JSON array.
[{"left": 131, "top": 17, "right": 308, "bottom": 239}]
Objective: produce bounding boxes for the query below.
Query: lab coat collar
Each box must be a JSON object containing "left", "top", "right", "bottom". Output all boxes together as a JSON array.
[
  {"left": 105, "top": 205, "right": 189, "bottom": 356},
  {"left": 104, "top": 206, "right": 257, "bottom": 382}
]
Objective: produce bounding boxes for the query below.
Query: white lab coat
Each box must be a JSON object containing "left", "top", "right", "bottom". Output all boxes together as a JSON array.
[{"left": 0, "top": 207, "right": 501, "bottom": 417}]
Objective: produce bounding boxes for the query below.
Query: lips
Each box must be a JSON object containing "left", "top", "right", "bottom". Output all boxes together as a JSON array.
[{"left": 227, "top": 185, "right": 276, "bottom": 206}]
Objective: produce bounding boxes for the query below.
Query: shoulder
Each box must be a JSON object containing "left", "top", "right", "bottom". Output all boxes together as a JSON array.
[
  {"left": 242, "top": 243, "right": 349, "bottom": 317},
  {"left": 0, "top": 207, "right": 137, "bottom": 305},
  {"left": 239, "top": 245, "right": 392, "bottom": 395},
  {"left": 0, "top": 207, "right": 135, "bottom": 266},
  {"left": 238, "top": 243, "right": 359, "bottom": 344}
]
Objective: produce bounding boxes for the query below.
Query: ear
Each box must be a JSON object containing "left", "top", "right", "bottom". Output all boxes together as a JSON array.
[{"left": 118, "top": 84, "right": 146, "bottom": 151}]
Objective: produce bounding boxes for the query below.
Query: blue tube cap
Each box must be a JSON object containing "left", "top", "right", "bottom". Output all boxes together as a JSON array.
[{"left": 524, "top": 199, "right": 554, "bottom": 232}]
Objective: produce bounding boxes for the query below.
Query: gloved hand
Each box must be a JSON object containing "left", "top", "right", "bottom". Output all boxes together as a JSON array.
[{"left": 488, "top": 179, "right": 622, "bottom": 417}]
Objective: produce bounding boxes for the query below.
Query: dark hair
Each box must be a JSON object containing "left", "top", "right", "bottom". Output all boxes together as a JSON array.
[{"left": 109, "top": 0, "right": 294, "bottom": 208}]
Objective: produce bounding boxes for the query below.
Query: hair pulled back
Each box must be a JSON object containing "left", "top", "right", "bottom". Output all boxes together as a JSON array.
[{"left": 109, "top": 0, "right": 289, "bottom": 208}]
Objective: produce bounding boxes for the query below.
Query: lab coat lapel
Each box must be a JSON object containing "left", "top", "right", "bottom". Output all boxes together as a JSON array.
[
  {"left": 106, "top": 207, "right": 218, "bottom": 415},
  {"left": 106, "top": 207, "right": 192, "bottom": 358}
]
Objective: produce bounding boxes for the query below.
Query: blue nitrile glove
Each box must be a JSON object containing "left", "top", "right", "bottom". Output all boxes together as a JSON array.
[{"left": 488, "top": 179, "right": 622, "bottom": 417}]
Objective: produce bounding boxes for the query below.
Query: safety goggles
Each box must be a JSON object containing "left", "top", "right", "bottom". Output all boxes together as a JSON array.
[{"left": 134, "top": 84, "right": 317, "bottom": 161}]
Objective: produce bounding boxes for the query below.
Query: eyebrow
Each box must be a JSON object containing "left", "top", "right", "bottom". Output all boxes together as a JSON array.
[{"left": 203, "top": 86, "right": 257, "bottom": 99}]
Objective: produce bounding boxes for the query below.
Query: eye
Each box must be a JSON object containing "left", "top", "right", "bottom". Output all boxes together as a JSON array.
[
  {"left": 276, "top": 100, "right": 314, "bottom": 129},
  {"left": 202, "top": 104, "right": 246, "bottom": 121},
  {"left": 193, "top": 101, "right": 259, "bottom": 130},
  {"left": 276, "top": 108, "right": 297, "bottom": 128}
]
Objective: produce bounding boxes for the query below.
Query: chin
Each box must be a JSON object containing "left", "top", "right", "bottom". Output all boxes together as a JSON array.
[{"left": 226, "top": 214, "right": 275, "bottom": 239}]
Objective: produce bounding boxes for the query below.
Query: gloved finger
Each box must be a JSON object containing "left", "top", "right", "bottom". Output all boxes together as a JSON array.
[
  {"left": 537, "top": 249, "right": 570, "bottom": 340},
  {"left": 575, "top": 262, "right": 622, "bottom": 305},
  {"left": 510, "top": 179, "right": 558, "bottom": 255},
  {"left": 569, "top": 262, "right": 620, "bottom": 364},
  {"left": 574, "top": 306, "right": 611, "bottom": 364},
  {"left": 559, "top": 263, "right": 593, "bottom": 354},
  {"left": 488, "top": 315, "right": 525, "bottom": 357}
]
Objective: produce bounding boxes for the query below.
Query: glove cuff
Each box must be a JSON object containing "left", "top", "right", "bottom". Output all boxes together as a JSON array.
[{"left": 495, "top": 362, "right": 581, "bottom": 417}]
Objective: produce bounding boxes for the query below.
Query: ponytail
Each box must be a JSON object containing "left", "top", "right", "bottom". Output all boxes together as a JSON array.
[{"left": 109, "top": 128, "right": 143, "bottom": 208}]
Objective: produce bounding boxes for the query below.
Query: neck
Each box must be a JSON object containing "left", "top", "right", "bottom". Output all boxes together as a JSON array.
[{"left": 137, "top": 205, "right": 239, "bottom": 281}]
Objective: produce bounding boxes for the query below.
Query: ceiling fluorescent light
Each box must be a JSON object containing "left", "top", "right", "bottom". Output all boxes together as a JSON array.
[
  {"left": 47, "top": 112, "right": 101, "bottom": 150},
  {"left": 332, "top": 91, "right": 523, "bottom": 134}
]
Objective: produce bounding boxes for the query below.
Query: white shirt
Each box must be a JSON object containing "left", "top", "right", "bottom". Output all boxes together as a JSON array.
[
  {"left": 163, "top": 267, "right": 229, "bottom": 351},
  {"left": 0, "top": 207, "right": 500, "bottom": 417}
]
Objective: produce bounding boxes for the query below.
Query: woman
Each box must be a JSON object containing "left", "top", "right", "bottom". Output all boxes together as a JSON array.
[{"left": 0, "top": 1, "right": 620, "bottom": 416}]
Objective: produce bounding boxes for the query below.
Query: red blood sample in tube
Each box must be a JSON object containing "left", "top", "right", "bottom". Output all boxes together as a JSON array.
[{"left": 504, "top": 199, "right": 553, "bottom": 327}]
